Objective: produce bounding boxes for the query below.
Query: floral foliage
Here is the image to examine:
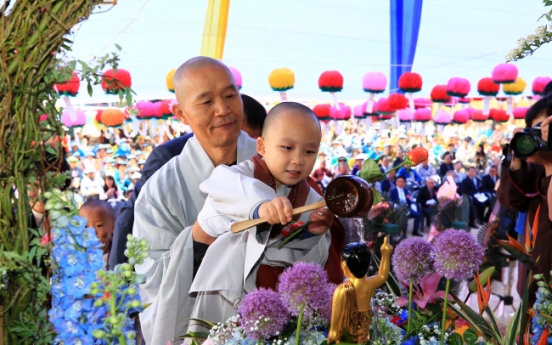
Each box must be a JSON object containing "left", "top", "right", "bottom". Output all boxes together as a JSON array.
[
  {"left": 433, "top": 229, "right": 484, "bottom": 281},
  {"left": 238, "top": 288, "right": 290, "bottom": 340},
  {"left": 392, "top": 238, "right": 435, "bottom": 284}
]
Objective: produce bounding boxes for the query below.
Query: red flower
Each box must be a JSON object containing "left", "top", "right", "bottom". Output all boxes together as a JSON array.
[{"left": 406, "top": 147, "right": 429, "bottom": 166}]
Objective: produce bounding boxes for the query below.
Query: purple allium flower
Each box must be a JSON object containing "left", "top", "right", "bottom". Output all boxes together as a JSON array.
[
  {"left": 433, "top": 229, "right": 484, "bottom": 281},
  {"left": 277, "top": 262, "right": 333, "bottom": 327},
  {"left": 392, "top": 238, "right": 435, "bottom": 284},
  {"left": 238, "top": 288, "right": 289, "bottom": 340}
]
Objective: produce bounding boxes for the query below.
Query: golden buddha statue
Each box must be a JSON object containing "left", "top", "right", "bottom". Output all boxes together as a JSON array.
[{"left": 327, "top": 237, "right": 393, "bottom": 344}]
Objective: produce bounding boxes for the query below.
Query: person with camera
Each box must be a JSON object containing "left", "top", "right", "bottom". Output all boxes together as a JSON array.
[{"left": 497, "top": 96, "right": 552, "bottom": 308}]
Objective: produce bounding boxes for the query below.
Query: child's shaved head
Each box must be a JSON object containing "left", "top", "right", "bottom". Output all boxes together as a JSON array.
[
  {"left": 262, "top": 102, "right": 320, "bottom": 139},
  {"left": 79, "top": 199, "right": 116, "bottom": 254}
]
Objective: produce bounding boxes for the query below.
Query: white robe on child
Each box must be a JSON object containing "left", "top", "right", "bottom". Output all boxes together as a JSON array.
[
  {"left": 133, "top": 132, "right": 257, "bottom": 345},
  {"left": 189, "top": 159, "right": 331, "bottom": 328}
]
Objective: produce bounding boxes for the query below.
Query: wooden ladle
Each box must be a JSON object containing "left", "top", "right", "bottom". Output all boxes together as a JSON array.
[{"left": 230, "top": 175, "right": 374, "bottom": 233}]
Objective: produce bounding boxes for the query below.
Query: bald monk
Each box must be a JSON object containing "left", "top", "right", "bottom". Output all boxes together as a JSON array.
[{"left": 188, "top": 102, "right": 345, "bottom": 327}]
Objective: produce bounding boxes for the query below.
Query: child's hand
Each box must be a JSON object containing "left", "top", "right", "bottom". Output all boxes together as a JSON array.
[
  {"left": 308, "top": 207, "right": 334, "bottom": 235},
  {"left": 258, "top": 197, "right": 293, "bottom": 225}
]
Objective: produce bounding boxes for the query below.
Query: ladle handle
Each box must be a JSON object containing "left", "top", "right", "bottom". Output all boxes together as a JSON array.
[{"left": 230, "top": 200, "right": 327, "bottom": 234}]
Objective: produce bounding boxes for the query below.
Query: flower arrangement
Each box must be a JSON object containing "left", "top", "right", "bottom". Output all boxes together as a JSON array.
[
  {"left": 531, "top": 274, "right": 552, "bottom": 345},
  {"left": 45, "top": 188, "right": 148, "bottom": 344}
]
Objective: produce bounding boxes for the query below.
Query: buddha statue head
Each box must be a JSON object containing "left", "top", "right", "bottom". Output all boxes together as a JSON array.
[{"left": 341, "top": 242, "right": 372, "bottom": 279}]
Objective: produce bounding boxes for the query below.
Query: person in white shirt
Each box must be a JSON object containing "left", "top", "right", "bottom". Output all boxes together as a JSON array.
[{"left": 80, "top": 167, "right": 106, "bottom": 200}]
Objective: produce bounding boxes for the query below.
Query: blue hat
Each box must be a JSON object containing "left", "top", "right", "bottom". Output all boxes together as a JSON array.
[
  {"left": 73, "top": 152, "right": 81, "bottom": 157},
  {"left": 114, "top": 152, "right": 126, "bottom": 158},
  {"left": 117, "top": 161, "right": 128, "bottom": 166},
  {"left": 86, "top": 151, "right": 95, "bottom": 157},
  {"left": 135, "top": 150, "right": 143, "bottom": 156},
  {"left": 141, "top": 143, "right": 150, "bottom": 148},
  {"left": 104, "top": 157, "right": 115, "bottom": 163},
  {"left": 71, "top": 141, "right": 79, "bottom": 146},
  {"left": 138, "top": 159, "right": 146, "bottom": 165},
  {"left": 106, "top": 149, "right": 113, "bottom": 154},
  {"left": 128, "top": 154, "right": 136, "bottom": 160}
]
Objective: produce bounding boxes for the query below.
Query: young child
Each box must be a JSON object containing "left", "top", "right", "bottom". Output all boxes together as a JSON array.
[
  {"left": 192, "top": 101, "right": 333, "bottom": 246},
  {"left": 79, "top": 199, "right": 116, "bottom": 266},
  {"left": 188, "top": 102, "right": 343, "bottom": 327}
]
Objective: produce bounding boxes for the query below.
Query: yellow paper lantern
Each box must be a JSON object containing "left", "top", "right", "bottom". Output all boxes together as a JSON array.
[
  {"left": 503, "top": 77, "right": 526, "bottom": 95},
  {"left": 166, "top": 69, "right": 176, "bottom": 93},
  {"left": 268, "top": 68, "right": 295, "bottom": 92}
]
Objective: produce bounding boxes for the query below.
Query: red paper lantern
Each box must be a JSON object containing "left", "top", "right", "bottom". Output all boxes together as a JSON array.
[
  {"left": 100, "top": 109, "right": 125, "bottom": 127},
  {"left": 54, "top": 72, "right": 80, "bottom": 96},
  {"left": 160, "top": 100, "right": 173, "bottom": 119},
  {"left": 453, "top": 110, "right": 469, "bottom": 124},
  {"left": 430, "top": 85, "right": 451, "bottom": 103},
  {"left": 477, "top": 77, "right": 500, "bottom": 96},
  {"left": 470, "top": 110, "right": 489, "bottom": 123},
  {"left": 318, "top": 71, "right": 343, "bottom": 92},
  {"left": 95, "top": 110, "right": 104, "bottom": 123},
  {"left": 376, "top": 98, "right": 394, "bottom": 115},
  {"left": 398, "top": 72, "right": 423, "bottom": 93},
  {"left": 387, "top": 93, "right": 409, "bottom": 110},
  {"left": 101, "top": 69, "right": 132, "bottom": 94},
  {"left": 513, "top": 107, "right": 527, "bottom": 120},
  {"left": 490, "top": 108, "right": 510, "bottom": 123},
  {"left": 313, "top": 104, "right": 331, "bottom": 121}
]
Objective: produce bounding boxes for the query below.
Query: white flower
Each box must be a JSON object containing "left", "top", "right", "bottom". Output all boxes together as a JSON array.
[{"left": 536, "top": 25, "right": 547, "bottom": 36}]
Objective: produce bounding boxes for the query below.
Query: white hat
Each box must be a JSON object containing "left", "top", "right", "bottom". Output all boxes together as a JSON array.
[
  {"left": 355, "top": 154, "right": 368, "bottom": 161},
  {"left": 84, "top": 166, "right": 96, "bottom": 174},
  {"left": 131, "top": 172, "right": 142, "bottom": 180}
]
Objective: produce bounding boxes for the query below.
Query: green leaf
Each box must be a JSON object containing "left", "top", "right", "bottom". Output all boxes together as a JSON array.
[
  {"left": 448, "top": 293, "right": 502, "bottom": 342},
  {"left": 87, "top": 82, "right": 93, "bottom": 97},
  {"left": 448, "top": 333, "right": 463, "bottom": 345},
  {"left": 505, "top": 306, "right": 521, "bottom": 345},
  {"left": 185, "top": 317, "right": 215, "bottom": 329},
  {"left": 372, "top": 187, "right": 382, "bottom": 205},
  {"left": 46, "top": 146, "right": 57, "bottom": 155},
  {"left": 463, "top": 328, "right": 478, "bottom": 345},
  {"left": 115, "top": 43, "right": 122, "bottom": 51},
  {"left": 360, "top": 159, "right": 385, "bottom": 183},
  {"left": 469, "top": 266, "right": 495, "bottom": 293},
  {"left": 125, "top": 89, "right": 133, "bottom": 106}
]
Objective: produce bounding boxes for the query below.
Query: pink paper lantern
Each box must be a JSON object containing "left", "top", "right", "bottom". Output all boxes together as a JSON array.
[
  {"left": 446, "top": 77, "right": 471, "bottom": 98},
  {"left": 330, "top": 103, "right": 351, "bottom": 121},
  {"left": 532, "top": 76, "right": 552, "bottom": 96},
  {"left": 414, "top": 98, "right": 432, "bottom": 109},
  {"left": 492, "top": 63, "right": 518, "bottom": 84},
  {"left": 362, "top": 72, "right": 387, "bottom": 93},
  {"left": 397, "top": 109, "right": 414, "bottom": 123},
  {"left": 433, "top": 110, "right": 451, "bottom": 125},
  {"left": 229, "top": 66, "right": 242, "bottom": 90},
  {"left": 61, "top": 108, "right": 86, "bottom": 128},
  {"left": 353, "top": 104, "right": 365, "bottom": 119},
  {"left": 453, "top": 110, "right": 469, "bottom": 124},
  {"left": 414, "top": 108, "right": 432, "bottom": 123},
  {"left": 458, "top": 97, "right": 471, "bottom": 104},
  {"left": 513, "top": 107, "right": 527, "bottom": 120}
]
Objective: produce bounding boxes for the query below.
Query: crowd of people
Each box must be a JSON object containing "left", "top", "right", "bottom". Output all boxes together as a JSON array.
[{"left": 47, "top": 56, "right": 552, "bottom": 344}]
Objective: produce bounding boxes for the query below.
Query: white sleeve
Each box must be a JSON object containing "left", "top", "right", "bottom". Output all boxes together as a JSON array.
[
  {"left": 199, "top": 161, "right": 276, "bottom": 221},
  {"left": 197, "top": 196, "right": 233, "bottom": 237}
]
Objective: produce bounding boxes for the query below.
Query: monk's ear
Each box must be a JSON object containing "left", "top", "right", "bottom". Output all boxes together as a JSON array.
[
  {"left": 172, "top": 103, "right": 189, "bottom": 125},
  {"left": 256, "top": 137, "right": 266, "bottom": 157}
]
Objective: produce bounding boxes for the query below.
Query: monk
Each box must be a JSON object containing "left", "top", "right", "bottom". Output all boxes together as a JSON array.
[{"left": 189, "top": 102, "right": 345, "bottom": 327}]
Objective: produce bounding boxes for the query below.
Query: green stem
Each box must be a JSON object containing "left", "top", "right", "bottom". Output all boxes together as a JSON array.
[
  {"left": 295, "top": 304, "right": 305, "bottom": 345},
  {"left": 257, "top": 337, "right": 262, "bottom": 345},
  {"left": 407, "top": 278, "right": 414, "bottom": 337},
  {"left": 519, "top": 273, "right": 533, "bottom": 345},
  {"left": 440, "top": 279, "right": 451, "bottom": 345},
  {"left": 278, "top": 221, "right": 312, "bottom": 249}
]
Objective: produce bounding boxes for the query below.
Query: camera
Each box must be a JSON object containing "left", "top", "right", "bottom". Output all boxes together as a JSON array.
[{"left": 510, "top": 123, "right": 552, "bottom": 159}]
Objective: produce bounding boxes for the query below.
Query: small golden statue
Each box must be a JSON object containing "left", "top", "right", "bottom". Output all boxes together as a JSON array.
[{"left": 327, "top": 237, "right": 393, "bottom": 344}]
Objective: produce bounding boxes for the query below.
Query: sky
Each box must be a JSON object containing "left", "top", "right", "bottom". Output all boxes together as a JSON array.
[{"left": 67, "top": 0, "right": 552, "bottom": 104}]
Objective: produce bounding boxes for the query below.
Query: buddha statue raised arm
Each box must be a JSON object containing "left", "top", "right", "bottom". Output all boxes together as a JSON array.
[{"left": 327, "top": 238, "right": 393, "bottom": 344}]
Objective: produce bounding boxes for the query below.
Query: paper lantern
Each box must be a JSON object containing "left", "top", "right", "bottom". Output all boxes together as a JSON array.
[
  {"left": 268, "top": 68, "right": 295, "bottom": 92},
  {"left": 55, "top": 72, "right": 80, "bottom": 96},
  {"left": 61, "top": 108, "right": 86, "bottom": 128},
  {"left": 453, "top": 110, "right": 469, "bottom": 124},
  {"left": 492, "top": 63, "right": 518, "bottom": 84},
  {"left": 458, "top": 97, "right": 471, "bottom": 104},
  {"left": 362, "top": 72, "right": 387, "bottom": 93},
  {"left": 503, "top": 77, "right": 526, "bottom": 95},
  {"left": 397, "top": 109, "right": 414, "bottom": 123},
  {"left": 313, "top": 104, "right": 331, "bottom": 121},
  {"left": 414, "top": 108, "right": 432, "bottom": 123},
  {"left": 387, "top": 93, "right": 409, "bottom": 110},
  {"left": 166, "top": 69, "right": 176, "bottom": 93},
  {"left": 446, "top": 77, "right": 470, "bottom": 98},
  {"left": 513, "top": 107, "right": 527, "bottom": 120},
  {"left": 101, "top": 69, "right": 132, "bottom": 94},
  {"left": 433, "top": 110, "right": 451, "bottom": 125},
  {"left": 414, "top": 98, "right": 432, "bottom": 109},
  {"left": 229, "top": 66, "right": 242, "bottom": 90},
  {"left": 135, "top": 101, "right": 164, "bottom": 120},
  {"left": 430, "top": 85, "right": 451, "bottom": 103},
  {"left": 353, "top": 104, "right": 365, "bottom": 119},
  {"left": 398, "top": 72, "right": 422, "bottom": 93},
  {"left": 376, "top": 98, "right": 394, "bottom": 115},
  {"left": 470, "top": 110, "right": 489, "bottom": 123},
  {"left": 532, "top": 76, "right": 551, "bottom": 96},
  {"left": 477, "top": 77, "right": 500, "bottom": 96},
  {"left": 100, "top": 109, "right": 125, "bottom": 128},
  {"left": 377, "top": 114, "right": 394, "bottom": 121},
  {"left": 330, "top": 103, "right": 351, "bottom": 121},
  {"left": 363, "top": 101, "right": 379, "bottom": 117},
  {"left": 160, "top": 100, "right": 173, "bottom": 119},
  {"left": 95, "top": 110, "right": 104, "bottom": 124},
  {"left": 490, "top": 108, "right": 510, "bottom": 123},
  {"left": 318, "top": 70, "right": 344, "bottom": 92}
]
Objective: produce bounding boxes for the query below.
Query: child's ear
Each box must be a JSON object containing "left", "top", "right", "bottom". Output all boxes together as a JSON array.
[{"left": 256, "top": 137, "right": 266, "bottom": 156}]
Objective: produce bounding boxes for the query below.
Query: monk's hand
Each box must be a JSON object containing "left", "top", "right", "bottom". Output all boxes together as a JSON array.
[
  {"left": 258, "top": 197, "right": 293, "bottom": 225},
  {"left": 380, "top": 236, "right": 393, "bottom": 256},
  {"left": 308, "top": 207, "right": 334, "bottom": 235}
]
